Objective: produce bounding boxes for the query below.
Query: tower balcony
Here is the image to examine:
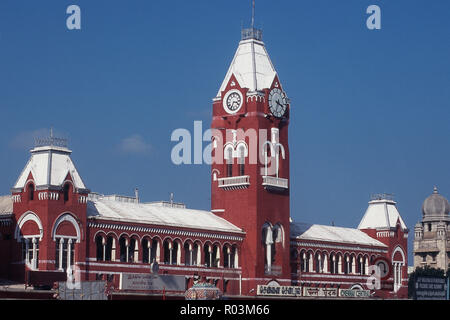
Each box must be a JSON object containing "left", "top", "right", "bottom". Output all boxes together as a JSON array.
[
  {"left": 262, "top": 176, "right": 289, "bottom": 191},
  {"left": 218, "top": 176, "right": 250, "bottom": 190}
]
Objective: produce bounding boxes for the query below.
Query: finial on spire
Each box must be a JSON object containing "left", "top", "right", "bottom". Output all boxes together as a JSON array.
[
  {"left": 241, "top": 0, "right": 262, "bottom": 41},
  {"left": 34, "top": 128, "right": 68, "bottom": 149},
  {"left": 433, "top": 186, "right": 438, "bottom": 194}
]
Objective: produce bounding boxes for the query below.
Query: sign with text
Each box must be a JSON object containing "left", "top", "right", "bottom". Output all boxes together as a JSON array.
[
  {"left": 339, "top": 289, "right": 371, "bottom": 298},
  {"left": 303, "top": 287, "right": 338, "bottom": 298},
  {"left": 257, "top": 285, "right": 302, "bottom": 297},
  {"left": 414, "top": 276, "right": 447, "bottom": 300},
  {"left": 119, "top": 273, "right": 186, "bottom": 292}
]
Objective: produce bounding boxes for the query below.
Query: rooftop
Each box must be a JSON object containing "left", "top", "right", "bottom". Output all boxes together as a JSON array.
[
  {"left": 291, "top": 222, "right": 387, "bottom": 247},
  {"left": 87, "top": 197, "right": 244, "bottom": 234}
]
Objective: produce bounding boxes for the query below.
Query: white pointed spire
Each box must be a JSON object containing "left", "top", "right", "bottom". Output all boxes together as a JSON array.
[
  {"left": 217, "top": 34, "right": 278, "bottom": 97},
  {"left": 358, "top": 194, "right": 407, "bottom": 231},
  {"left": 12, "top": 131, "right": 87, "bottom": 191}
]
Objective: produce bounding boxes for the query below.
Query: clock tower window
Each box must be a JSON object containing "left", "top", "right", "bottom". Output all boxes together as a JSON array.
[
  {"left": 225, "top": 147, "right": 233, "bottom": 177},
  {"left": 28, "top": 183, "right": 35, "bottom": 201},
  {"left": 238, "top": 145, "right": 245, "bottom": 176}
]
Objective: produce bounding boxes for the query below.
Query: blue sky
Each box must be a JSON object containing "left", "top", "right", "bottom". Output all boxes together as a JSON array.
[{"left": 1, "top": 1, "right": 449, "bottom": 265}]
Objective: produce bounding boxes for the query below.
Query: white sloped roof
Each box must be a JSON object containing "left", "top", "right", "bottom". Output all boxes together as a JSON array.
[
  {"left": 358, "top": 199, "right": 407, "bottom": 231},
  {"left": 87, "top": 198, "right": 243, "bottom": 234},
  {"left": 291, "top": 222, "right": 387, "bottom": 247},
  {"left": 13, "top": 146, "right": 87, "bottom": 190},
  {"left": 0, "top": 196, "right": 13, "bottom": 215},
  {"left": 217, "top": 38, "right": 277, "bottom": 97}
]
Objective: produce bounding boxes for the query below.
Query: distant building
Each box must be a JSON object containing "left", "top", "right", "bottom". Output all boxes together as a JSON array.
[{"left": 413, "top": 187, "right": 450, "bottom": 271}]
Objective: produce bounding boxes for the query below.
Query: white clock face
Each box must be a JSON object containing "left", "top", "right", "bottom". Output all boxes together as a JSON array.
[
  {"left": 268, "top": 88, "right": 288, "bottom": 118},
  {"left": 223, "top": 89, "right": 243, "bottom": 114}
]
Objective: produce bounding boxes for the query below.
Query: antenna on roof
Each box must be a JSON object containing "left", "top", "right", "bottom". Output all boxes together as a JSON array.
[
  {"left": 135, "top": 188, "right": 140, "bottom": 203},
  {"left": 251, "top": 0, "right": 255, "bottom": 29},
  {"left": 170, "top": 192, "right": 174, "bottom": 207}
]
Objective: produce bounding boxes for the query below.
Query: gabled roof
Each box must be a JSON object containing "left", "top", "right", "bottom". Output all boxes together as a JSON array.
[
  {"left": 358, "top": 199, "right": 407, "bottom": 231},
  {"left": 291, "top": 222, "right": 387, "bottom": 247},
  {"left": 13, "top": 145, "right": 87, "bottom": 191},
  {"left": 217, "top": 37, "right": 277, "bottom": 97},
  {"left": 87, "top": 197, "right": 244, "bottom": 234}
]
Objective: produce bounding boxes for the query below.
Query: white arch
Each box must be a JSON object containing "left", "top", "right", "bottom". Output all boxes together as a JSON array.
[
  {"left": 236, "top": 141, "right": 249, "bottom": 157},
  {"left": 52, "top": 213, "right": 81, "bottom": 243},
  {"left": 15, "top": 211, "right": 43, "bottom": 241},
  {"left": 224, "top": 143, "right": 234, "bottom": 160},
  {"left": 391, "top": 246, "right": 406, "bottom": 263}
]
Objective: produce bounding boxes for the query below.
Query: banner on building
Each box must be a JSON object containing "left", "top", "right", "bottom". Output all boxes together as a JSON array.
[
  {"left": 256, "top": 285, "right": 302, "bottom": 297},
  {"left": 339, "top": 289, "right": 371, "bottom": 298},
  {"left": 119, "top": 273, "right": 186, "bottom": 291},
  {"left": 302, "top": 287, "right": 338, "bottom": 298}
]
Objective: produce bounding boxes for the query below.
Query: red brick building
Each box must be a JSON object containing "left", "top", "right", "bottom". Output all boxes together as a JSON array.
[{"left": 0, "top": 27, "right": 408, "bottom": 299}]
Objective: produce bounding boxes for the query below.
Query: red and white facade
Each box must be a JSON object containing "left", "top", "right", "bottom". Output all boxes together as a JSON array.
[{"left": 0, "top": 28, "right": 408, "bottom": 298}]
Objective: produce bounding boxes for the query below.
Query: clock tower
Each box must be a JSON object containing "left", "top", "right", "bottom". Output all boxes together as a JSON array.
[{"left": 211, "top": 26, "right": 291, "bottom": 295}]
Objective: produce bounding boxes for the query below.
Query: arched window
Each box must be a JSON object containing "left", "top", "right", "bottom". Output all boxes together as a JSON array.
[
  {"left": 105, "top": 236, "right": 115, "bottom": 262},
  {"left": 142, "top": 239, "right": 150, "bottom": 263},
  {"left": 238, "top": 145, "right": 246, "bottom": 176},
  {"left": 329, "top": 253, "right": 336, "bottom": 274},
  {"left": 171, "top": 241, "right": 180, "bottom": 265},
  {"left": 223, "top": 246, "right": 230, "bottom": 268},
  {"left": 55, "top": 238, "right": 75, "bottom": 271},
  {"left": 95, "top": 235, "right": 104, "bottom": 261},
  {"left": 119, "top": 236, "right": 128, "bottom": 262},
  {"left": 262, "top": 223, "right": 273, "bottom": 273},
  {"left": 193, "top": 242, "right": 200, "bottom": 266},
  {"left": 344, "top": 254, "right": 349, "bottom": 274},
  {"left": 22, "top": 237, "right": 40, "bottom": 270},
  {"left": 300, "top": 250, "right": 307, "bottom": 272},
  {"left": 63, "top": 183, "right": 70, "bottom": 202},
  {"left": 150, "top": 239, "right": 159, "bottom": 263},
  {"left": 128, "top": 238, "right": 138, "bottom": 263},
  {"left": 212, "top": 244, "right": 220, "bottom": 268},
  {"left": 184, "top": 243, "right": 192, "bottom": 266},
  {"left": 163, "top": 239, "right": 172, "bottom": 264},
  {"left": 225, "top": 147, "right": 233, "bottom": 177},
  {"left": 204, "top": 244, "right": 212, "bottom": 267},
  {"left": 28, "top": 183, "right": 35, "bottom": 201}
]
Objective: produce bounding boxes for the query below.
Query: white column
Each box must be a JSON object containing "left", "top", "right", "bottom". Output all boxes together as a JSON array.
[
  {"left": 266, "top": 244, "right": 272, "bottom": 272},
  {"left": 25, "top": 239, "right": 30, "bottom": 264},
  {"left": 364, "top": 257, "right": 369, "bottom": 275},
  {"left": 32, "top": 238, "right": 38, "bottom": 270},
  {"left": 148, "top": 240, "right": 153, "bottom": 263},
  {"left": 102, "top": 238, "right": 106, "bottom": 261},
  {"left": 156, "top": 241, "right": 161, "bottom": 263},
  {"left": 111, "top": 238, "right": 116, "bottom": 262},
  {"left": 177, "top": 244, "right": 181, "bottom": 265},
  {"left": 134, "top": 241, "right": 139, "bottom": 262},
  {"left": 67, "top": 239, "right": 73, "bottom": 269},
  {"left": 58, "top": 238, "right": 64, "bottom": 270},
  {"left": 323, "top": 255, "right": 328, "bottom": 273}
]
